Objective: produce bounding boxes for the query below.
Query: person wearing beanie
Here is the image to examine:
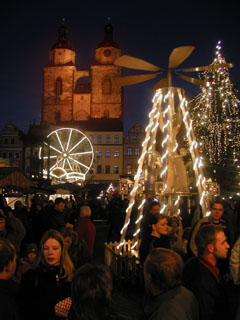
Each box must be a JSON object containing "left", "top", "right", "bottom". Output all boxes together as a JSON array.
[{"left": 15, "top": 243, "right": 39, "bottom": 283}]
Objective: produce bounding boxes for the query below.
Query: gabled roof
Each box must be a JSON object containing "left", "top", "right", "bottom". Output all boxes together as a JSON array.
[{"left": 0, "top": 168, "right": 33, "bottom": 188}]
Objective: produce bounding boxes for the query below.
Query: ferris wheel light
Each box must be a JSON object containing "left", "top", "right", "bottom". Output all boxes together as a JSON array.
[{"left": 40, "top": 127, "right": 94, "bottom": 183}]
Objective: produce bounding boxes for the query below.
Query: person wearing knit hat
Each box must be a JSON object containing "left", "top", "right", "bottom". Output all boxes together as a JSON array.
[{"left": 15, "top": 243, "right": 39, "bottom": 283}]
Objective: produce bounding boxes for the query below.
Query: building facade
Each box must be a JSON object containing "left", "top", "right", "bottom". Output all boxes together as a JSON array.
[
  {"left": 0, "top": 121, "right": 24, "bottom": 169},
  {"left": 24, "top": 21, "right": 124, "bottom": 185},
  {"left": 123, "top": 122, "right": 145, "bottom": 176}
]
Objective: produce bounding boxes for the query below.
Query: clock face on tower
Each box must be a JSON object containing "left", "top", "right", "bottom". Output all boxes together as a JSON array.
[{"left": 103, "top": 49, "right": 112, "bottom": 57}]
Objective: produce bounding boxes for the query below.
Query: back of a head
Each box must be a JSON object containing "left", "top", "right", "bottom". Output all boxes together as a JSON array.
[
  {"left": 80, "top": 206, "right": 91, "bottom": 218},
  {"left": 144, "top": 248, "right": 183, "bottom": 292},
  {"left": 71, "top": 264, "right": 112, "bottom": 320},
  {"left": 0, "top": 239, "right": 16, "bottom": 273},
  {"left": 195, "top": 224, "right": 225, "bottom": 256}
]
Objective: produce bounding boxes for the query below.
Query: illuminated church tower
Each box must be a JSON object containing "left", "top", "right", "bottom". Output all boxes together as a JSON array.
[
  {"left": 42, "top": 21, "right": 77, "bottom": 124},
  {"left": 41, "top": 20, "right": 123, "bottom": 125},
  {"left": 91, "top": 21, "right": 123, "bottom": 119}
]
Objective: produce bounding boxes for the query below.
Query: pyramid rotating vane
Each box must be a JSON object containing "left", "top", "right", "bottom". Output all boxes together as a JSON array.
[
  {"left": 113, "top": 46, "right": 233, "bottom": 90},
  {"left": 114, "top": 46, "right": 234, "bottom": 250}
]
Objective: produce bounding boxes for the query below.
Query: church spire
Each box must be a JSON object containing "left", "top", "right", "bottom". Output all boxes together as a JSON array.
[
  {"left": 97, "top": 18, "right": 119, "bottom": 49},
  {"left": 51, "top": 18, "right": 73, "bottom": 50}
]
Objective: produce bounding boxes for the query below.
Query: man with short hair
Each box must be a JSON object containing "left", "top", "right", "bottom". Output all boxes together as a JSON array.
[
  {"left": 183, "top": 224, "right": 231, "bottom": 320},
  {"left": 189, "top": 200, "right": 233, "bottom": 256},
  {"left": 142, "top": 248, "right": 199, "bottom": 320},
  {"left": 0, "top": 239, "right": 19, "bottom": 320},
  {"left": 45, "top": 197, "right": 73, "bottom": 231}
]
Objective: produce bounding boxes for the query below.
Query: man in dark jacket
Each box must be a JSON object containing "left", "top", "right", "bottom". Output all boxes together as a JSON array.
[
  {"left": 0, "top": 239, "right": 19, "bottom": 320},
  {"left": 45, "top": 197, "right": 73, "bottom": 231},
  {"left": 142, "top": 248, "right": 199, "bottom": 320},
  {"left": 183, "top": 224, "right": 231, "bottom": 320}
]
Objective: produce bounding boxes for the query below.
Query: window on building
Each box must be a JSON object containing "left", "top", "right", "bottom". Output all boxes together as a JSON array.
[
  {"left": 105, "top": 150, "right": 111, "bottom": 157},
  {"left": 2, "top": 153, "right": 6, "bottom": 158},
  {"left": 97, "top": 135, "right": 102, "bottom": 143},
  {"left": 15, "top": 153, "right": 19, "bottom": 159},
  {"left": 4, "top": 138, "right": 8, "bottom": 144},
  {"left": 97, "top": 150, "right": 102, "bottom": 158},
  {"left": 106, "top": 165, "right": 110, "bottom": 174},
  {"left": 135, "top": 148, "right": 140, "bottom": 156},
  {"left": 127, "top": 165, "right": 132, "bottom": 174},
  {"left": 114, "top": 150, "right": 120, "bottom": 157},
  {"left": 89, "top": 135, "right": 94, "bottom": 143},
  {"left": 102, "top": 77, "right": 112, "bottom": 94},
  {"left": 11, "top": 138, "right": 15, "bottom": 144},
  {"left": 97, "top": 165, "right": 102, "bottom": 174},
  {"left": 55, "top": 77, "right": 63, "bottom": 96},
  {"left": 114, "top": 165, "right": 119, "bottom": 174},
  {"left": 106, "top": 135, "right": 110, "bottom": 143},
  {"left": 127, "top": 148, "right": 132, "bottom": 156},
  {"left": 9, "top": 153, "right": 13, "bottom": 159},
  {"left": 114, "top": 135, "right": 119, "bottom": 143},
  {"left": 138, "top": 135, "right": 143, "bottom": 140},
  {"left": 132, "top": 135, "right": 136, "bottom": 141}
]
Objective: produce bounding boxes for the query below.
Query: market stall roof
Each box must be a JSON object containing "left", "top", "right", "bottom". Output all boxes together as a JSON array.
[{"left": 0, "top": 168, "right": 34, "bottom": 188}]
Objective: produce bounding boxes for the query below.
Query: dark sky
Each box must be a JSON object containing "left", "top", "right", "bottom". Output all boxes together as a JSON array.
[{"left": 0, "top": 0, "right": 239, "bottom": 133}]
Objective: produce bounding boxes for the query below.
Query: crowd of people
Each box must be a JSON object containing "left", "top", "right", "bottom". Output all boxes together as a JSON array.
[{"left": 0, "top": 193, "right": 240, "bottom": 319}]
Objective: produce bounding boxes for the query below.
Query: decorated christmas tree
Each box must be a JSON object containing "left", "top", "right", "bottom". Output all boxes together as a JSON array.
[{"left": 191, "top": 41, "right": 240, "bottom": 197}]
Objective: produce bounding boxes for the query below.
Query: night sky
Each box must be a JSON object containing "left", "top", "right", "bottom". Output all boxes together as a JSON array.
[{"left": 0, "top": 0, "right": 239, "bottom": 134}]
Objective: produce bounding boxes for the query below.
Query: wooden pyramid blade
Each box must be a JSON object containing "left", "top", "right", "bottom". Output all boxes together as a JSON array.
[
  {"left": 152, "top": 78, "right": 169, "bottom": 91},
  {"left": 177, "top": 74, "right": 207, "bottom": 86},
  {"left": 169, "top": 46, "right": 195, "bottom": 69},
  {"left": 178, "top": 62, "right": 234, "bottom": 72},
  {"left": 114, "top": 55, "right": 160, "bottom": 71},
  {"left": 113, "top": 73, "right": 157, "bottom": 87}
]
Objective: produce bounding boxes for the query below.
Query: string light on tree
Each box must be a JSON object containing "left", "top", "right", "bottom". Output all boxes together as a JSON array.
[{"left": 191, "top": 41, "right": 240, "bottom": 196}]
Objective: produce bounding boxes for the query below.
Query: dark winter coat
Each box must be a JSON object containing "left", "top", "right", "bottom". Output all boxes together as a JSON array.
[
  {"left": 139, "top": 234, "right": 170, "bottom": 264},
  {"left": 68, "top": 230, "right": 92, "bottom": 269},
  {"left": 0, "top": 278, "right": 19, "bottom": 320},
  {"left": 183, "top": 257, "right": 231, "bottom": 320},
  {"left": 18, "top": 265, "right": 71, "bottom": 320},
  {"left": 45, "top": 208, "right": 66, "bottom": 231},
  {"left": 141, "top": 285, "right": 199, "bottom": 320}
]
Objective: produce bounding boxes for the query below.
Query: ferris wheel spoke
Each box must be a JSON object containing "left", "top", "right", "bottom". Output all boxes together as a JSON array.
[
  {"left": 69, "top": 151, "right": 92, "bottom": 156},
  {"left": 69, "top": 156, "right": 89, "bottom": 169},
  {"left": 55, "top": 131, "right": 65, "bottom": 152},
  {"left": 49, "top": 144, "right": 62, "bottom": 155},
  {"left": 62, "top": 159, "right": 66, "bottom": 169},
  {"left": 43, "top": 155, "right": 57, "bottom": 159},
  {"left": 67, "top": 159, "right": 73, "bottom": 171},
  {"left": 68, "top": 137, "right": 86, "bottom": 153},
  {"left": 66, "top": 129, "right": 73, "bottom": 151},
  {"left": 50, "top": 158, "right": 64, "bottom": 171}
]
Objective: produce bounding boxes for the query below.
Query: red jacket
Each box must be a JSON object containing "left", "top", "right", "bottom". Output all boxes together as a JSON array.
[{"left": 75, "top": 217, "right": 96, "bottom": 255}]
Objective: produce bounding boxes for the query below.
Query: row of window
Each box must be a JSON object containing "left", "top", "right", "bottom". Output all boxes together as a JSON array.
[
  {"left": 97, "top": 150, "right": 120, "bottom": 158},
  {"left": 1, "top": 152, "right": 19, "bottom": 159},
  {"left": 127, "top": 148, "right": 140, "bottom": 156},
  {"left": 96, "top": 165, "right": 119, "bottom": 174},
  {"left": 55, "top": 77, "right": 112, "bottom": 96},
  {"left": 125, "top": 135, "right": 143, "bottom": 141},
  {"left": 90, "top": 135, "right": 119, "bottom": 144},
  {"left": 0, "top": 138, "right": 18, "bottom": 145}
]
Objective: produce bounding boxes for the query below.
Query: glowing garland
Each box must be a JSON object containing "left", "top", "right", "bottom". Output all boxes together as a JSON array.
[{"left": 117, "top": 89, "right": 208, "bottom": 251}]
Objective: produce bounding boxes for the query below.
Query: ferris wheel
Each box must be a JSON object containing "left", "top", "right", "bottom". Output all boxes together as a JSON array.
[{"left": 39, "top": 128, "right": 94, "bottom": 182}]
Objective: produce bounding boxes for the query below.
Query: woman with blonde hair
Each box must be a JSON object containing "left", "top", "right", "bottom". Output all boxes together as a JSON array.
[{"left": 19, "top": 229, "right": 74, "bottom": 320}]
